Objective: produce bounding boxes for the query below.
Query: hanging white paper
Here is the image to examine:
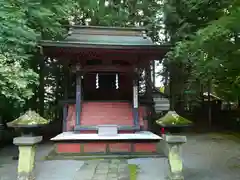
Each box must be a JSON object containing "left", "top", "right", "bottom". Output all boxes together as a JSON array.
[{"left": 133, "top": 86, "right": 138, "bottom": 108}]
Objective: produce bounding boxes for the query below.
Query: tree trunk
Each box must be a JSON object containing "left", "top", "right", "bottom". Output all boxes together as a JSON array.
[
  {"left": 54, "top": 63, "right": 62, "bottom": 120},
  {"left": 169, "top": 63, "right": 175, "bottom": 110},
  {"left": 26, "top": 55, "right": 39, "bottom": 111},
  {"left": 152, "top": 60, "right": 155, "bottom": 87},
  {"left": 145, "top": 62, "right": 155, "bottom": 132},
  {"left": 39, "top": 57, "right": 45, "bottom": 116},
  {"left": 208, "top": 79, "right": 212, "bottom": 128},
  {"left": 145, "top": 62, "right": 152, "bottom": 100}
]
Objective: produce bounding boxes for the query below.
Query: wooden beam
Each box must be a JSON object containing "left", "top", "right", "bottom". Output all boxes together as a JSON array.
[
  {"left": 42, "top": 46, "right": 168, "bottom": 60},
  {"left": 82, "top": 65, "right": 134, "bottom": 72}
]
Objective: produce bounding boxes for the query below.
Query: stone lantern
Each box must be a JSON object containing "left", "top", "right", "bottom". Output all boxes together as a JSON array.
[
  {"left": 156, "top": 111, "right": 192, "bottom": 180},
  {"left": 7, "top": 110, "right": 50, "bottom": 180}
]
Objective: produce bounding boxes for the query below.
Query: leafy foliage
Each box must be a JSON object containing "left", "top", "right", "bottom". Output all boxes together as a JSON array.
[
  {"left": 0, "top": 0, "right": 76, "bottom": 121},
  {"left": 73, "top": 0, "right": 163, "bottom": 40},
  {"left": 164, "top": 0, "right": 240, "bottom": 102},
  {"left": 0, "top": 54, "right": 37, "bottom": 102}
]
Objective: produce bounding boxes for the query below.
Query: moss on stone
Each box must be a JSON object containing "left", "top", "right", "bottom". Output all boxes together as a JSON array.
[
  {"left": 7, "top": 110, "right": 50, "bottom": 126},
  {"left": 128, "top": 164, "right": 138, "bottom": 180},
  {"left": 156, "top": 111, "right": 192, "bottom": 126}
]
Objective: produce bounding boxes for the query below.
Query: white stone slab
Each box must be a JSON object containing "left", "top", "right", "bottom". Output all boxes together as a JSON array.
[
  {"left": 98, "top": 124, "right": 118, "bottom": 136},
  {"left": 13, "top": 136, "right": 43, "bottom": 145},
  {"left": 51, "top": 131, "right": 162, "bottom": 141},
  {"left": 164, "top": 135, "right": 187, "bottom": 143}
]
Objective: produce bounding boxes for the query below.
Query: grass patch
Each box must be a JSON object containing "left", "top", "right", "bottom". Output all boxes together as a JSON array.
[
  {"left": 209, "top": 132, "right": 240, "bottom": 143},
  {"left": 229, "top": 164, "right": 240, "bottom": 170},
  {"left": 128, "top": 164, "right": 138, "bottom": 180},
  {"left": 229, "top": 132, "right": 240, "bottom": 140}
]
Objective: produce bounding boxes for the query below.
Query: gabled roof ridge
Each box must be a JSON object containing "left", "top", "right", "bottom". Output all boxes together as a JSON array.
[{"left": 68, "top": 25, "right": 146, "bottom": 31}]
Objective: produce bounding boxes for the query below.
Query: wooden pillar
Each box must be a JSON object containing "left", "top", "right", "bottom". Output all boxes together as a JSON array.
[
  {"left": 62, "top": 104, "right": 68, "bottom": 132},
  {"left": 208, "top": 79, "right": 212, "bottom": 128},
  {"left": 75, "top": 64, "right": 82, "bottom": 126},
  {"left": 133, "top": 70, "right": 139, "bottom": 127},
  {"left": 145, "top": 61, "right": 152, "bottom": 98},
  {"left": 62, "top": 64, "right": 69, "bottom": 132}
]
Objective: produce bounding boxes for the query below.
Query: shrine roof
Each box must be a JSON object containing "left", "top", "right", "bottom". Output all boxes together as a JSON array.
[{"left": 40, "top": 25, "right": 170, "bottom": 48}]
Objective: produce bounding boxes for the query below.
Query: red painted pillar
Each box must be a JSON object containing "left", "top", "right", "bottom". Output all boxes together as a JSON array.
[{"left": 75, "top": 64, "right": 82, "bottom": 131}]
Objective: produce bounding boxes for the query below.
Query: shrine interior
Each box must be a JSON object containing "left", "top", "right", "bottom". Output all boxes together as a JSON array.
[
  {"left": 83, "top": 72, "right": 133, "bottom": 101},
  {"left": 67, "top": 58, "right": 134, "bottom": 102}
]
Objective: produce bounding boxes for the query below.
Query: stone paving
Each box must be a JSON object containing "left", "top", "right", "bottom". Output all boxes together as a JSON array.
[
  {"left": 73, "top": 159, "right": 129, "bottom": 180},
  {"left": 0, "top": 133, "right": 240, "bottom": 180},
  {"left": 0, "top": 143, "right": 129, "bottom": 180},
  {"left": 0, "top": 158, "right": 129, "bottom": 180}
]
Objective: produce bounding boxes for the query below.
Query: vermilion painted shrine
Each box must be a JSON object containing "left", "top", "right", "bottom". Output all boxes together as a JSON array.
[{"left": 40, "top": 25, "right": 170, "bottom": 155}]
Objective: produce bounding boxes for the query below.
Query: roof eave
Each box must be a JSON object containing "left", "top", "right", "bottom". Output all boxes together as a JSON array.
[{"left": 39, "top": 40, "right": 172, "bottom": 50}]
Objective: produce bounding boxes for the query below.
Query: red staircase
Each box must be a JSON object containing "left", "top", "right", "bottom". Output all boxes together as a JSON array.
[
  {"left": 81, "top": 102, "right": 133, "bottom": 126},
  {"left": 66, "top": 101, "right": 146, "bottom": 131}
]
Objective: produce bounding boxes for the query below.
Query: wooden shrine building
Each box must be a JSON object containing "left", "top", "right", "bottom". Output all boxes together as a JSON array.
[{"left": 41, "top": 25, "right": 170, "bottom": 155}]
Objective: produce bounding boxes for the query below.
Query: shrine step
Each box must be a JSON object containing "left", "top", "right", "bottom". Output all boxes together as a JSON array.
[
  {"left": 51, "top": 131, "right": 163, "bottom": 156},
  {"left": 66, "top": 101, "right": 146, "bottom": 131},
  {"left": 81, "top": 102, "right": 134, "bottom": 126}
]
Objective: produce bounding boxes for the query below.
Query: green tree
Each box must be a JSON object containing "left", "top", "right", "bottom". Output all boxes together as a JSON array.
[
  {"left": 0, "top": 0, "right": 76, "bottom": 120},
  {"left": 163, "top": 0, "right": 238, "bottom": 108}
]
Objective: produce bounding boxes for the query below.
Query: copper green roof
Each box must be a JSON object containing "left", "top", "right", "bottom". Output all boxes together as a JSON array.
[{"left": 40, "top": 25, "right": 170, "bottom": 48}]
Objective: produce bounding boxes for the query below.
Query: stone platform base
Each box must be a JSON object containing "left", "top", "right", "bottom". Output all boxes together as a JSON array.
[
  {"left": 54, "top": 142, "right": 161, "bottom": 154},
  {"left": 51, "top": 131, "right": 163, "bottom": 156}
]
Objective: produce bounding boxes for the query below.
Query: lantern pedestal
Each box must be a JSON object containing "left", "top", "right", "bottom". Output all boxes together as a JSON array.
[
  {"left": 163, "top": 135, "right": 187, "bottom": 180},
  {"left": 13, "top": 136, "right": 42, "bottom": 180}
]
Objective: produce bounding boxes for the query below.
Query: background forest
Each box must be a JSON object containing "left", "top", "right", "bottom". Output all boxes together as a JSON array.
[{"left": 0, "top": 0, "right": 239, "bottom": 124}]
